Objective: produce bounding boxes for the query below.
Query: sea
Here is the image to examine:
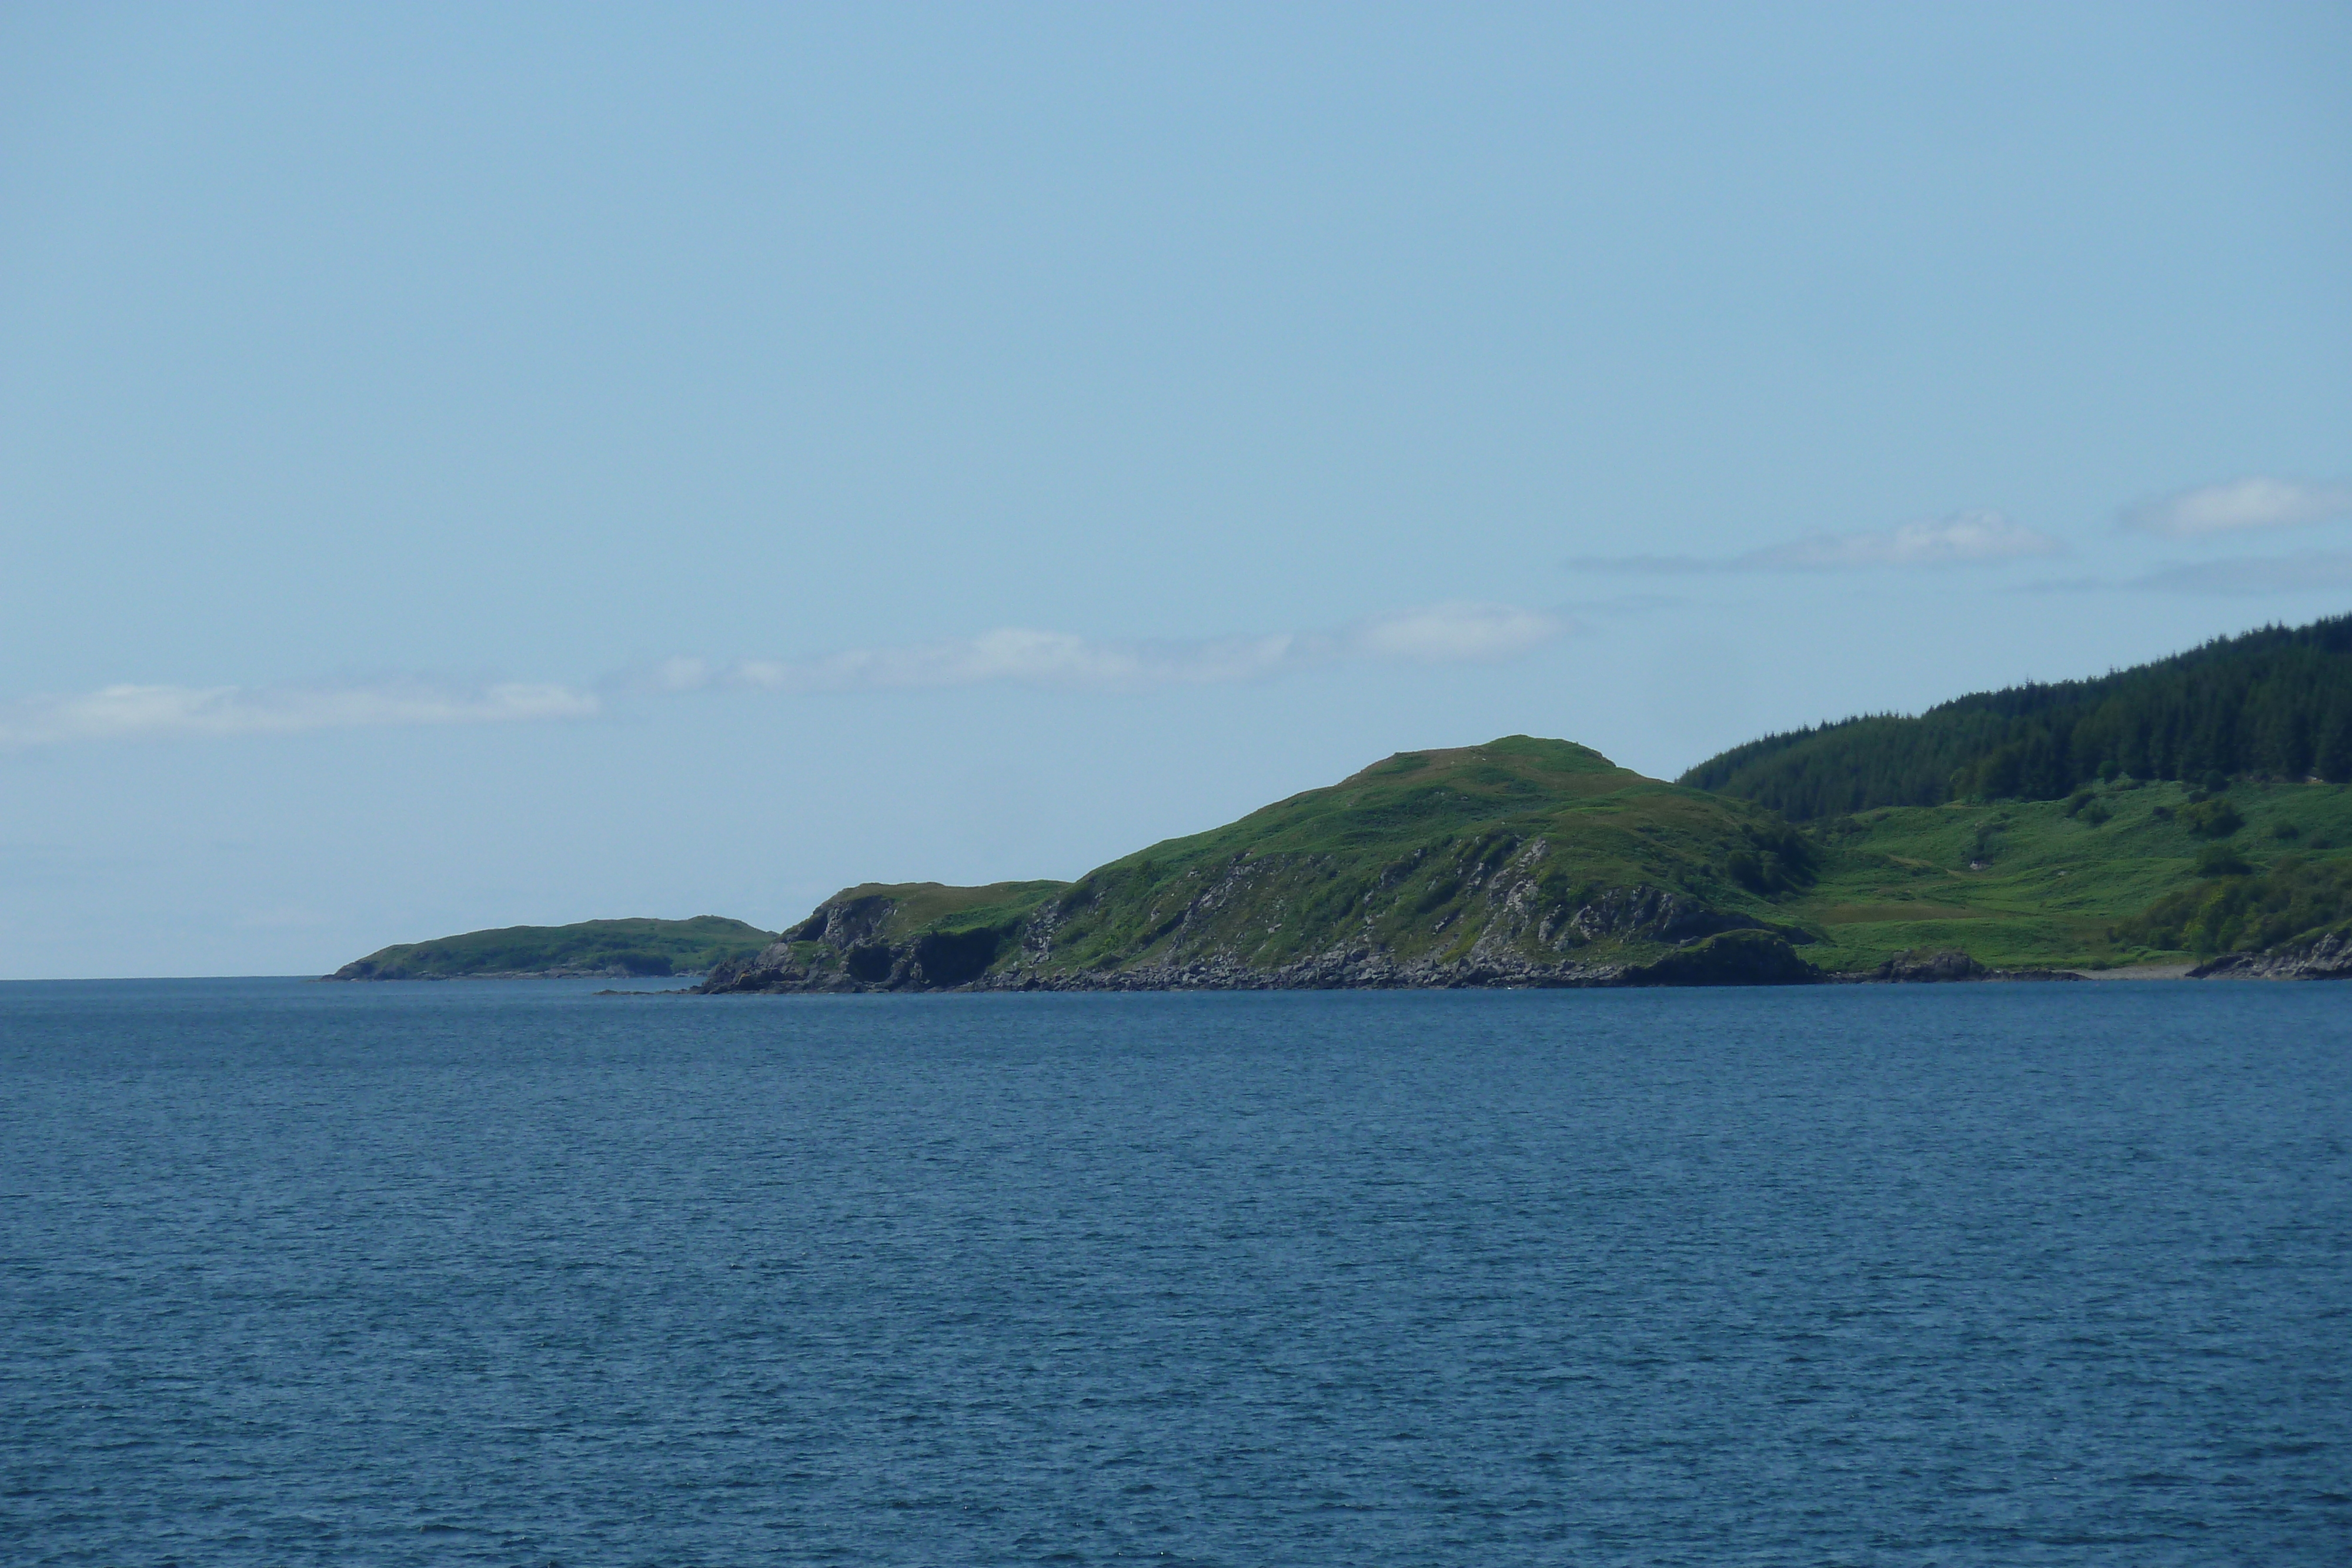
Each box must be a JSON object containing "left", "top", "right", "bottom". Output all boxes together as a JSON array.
[{"left": 1, "top": 978, "right": 2346, "bottom": 1566}]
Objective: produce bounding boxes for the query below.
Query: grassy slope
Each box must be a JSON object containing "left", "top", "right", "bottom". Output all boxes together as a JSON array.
[
  {"left": 1778, "top": 780, "right": 2352, "bottom": 971},
  {"left": 1025, "top": 736, "right": 1808, "bottom": 975},
  {"left": 333, "top": 915, "right": 775, "bottom": 978},
  {"left": 826, "top": 881, "right": 1071, "bottom": 940}
]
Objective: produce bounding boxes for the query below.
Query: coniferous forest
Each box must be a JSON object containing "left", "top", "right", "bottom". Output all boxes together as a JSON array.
[{"left": 1681, "top": 614, "right": 2352, "bottom": 820}]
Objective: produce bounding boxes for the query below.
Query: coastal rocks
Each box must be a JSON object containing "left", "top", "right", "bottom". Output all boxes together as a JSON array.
[
  {"left": 701, "top": 937, "right": 963, "bottom": 994},
  {"left": 1619, "top": 928, "right": 1820, "bottom": 986},
  {"left": 1866, "top": 948, "right": 1989, "bottom": 982},
  {"left": 1837, "top": 948, "right": 2086, "bottom": 983},
  {"left": 707, "top": 906, "right": 2111, "bottom": 995},
  {"left": 784, "top": 894, "right": 900, "bottom": 951},
  {"left": 2190, "top": 930, "right": 2352, "bottom": 980},
  {"left": 697, "top": 950, "right": 829, "bottom": 992}
]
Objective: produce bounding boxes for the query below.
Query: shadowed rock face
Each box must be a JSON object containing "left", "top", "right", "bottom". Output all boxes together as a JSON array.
[
  {"left": 1568, "top": 885, "right": 1785, "bottom": 945},
  {"left": 700, "top": 882, "right": 1064, "bottom": 994},
  {"left": 704, "top": 920, "right": 1022, "bottom": 994},
  {"left": 786, "top": 896, "right": 895, "bottom": 950},
  {"left": 2191, "top": 931, "right": 2352, "bottom": 980},
  {"left": 1828, "top": 948, "right": 2087, "bottom": 984},
  {"left": 1869, "top": 949, "right": 1990, "bottom": 983}
]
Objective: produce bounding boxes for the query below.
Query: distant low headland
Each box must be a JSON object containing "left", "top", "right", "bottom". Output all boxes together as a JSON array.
[
  {"left": 332, "top": 614, "right": 2352, "bottom": 990},
  {"left": 326, "top": 916, "right": 771, "bottom": 980}
]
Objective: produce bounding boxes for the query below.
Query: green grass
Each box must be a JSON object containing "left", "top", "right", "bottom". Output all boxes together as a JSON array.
[
  {"left": 808, "top": 881, "right": 1070, "bottom": 941},
  {"left": 1776, "top": 779, "right": 2352, "bottom": 970},
  {"left": 332, "top": 915, "right": 775, "bottom": 979}
]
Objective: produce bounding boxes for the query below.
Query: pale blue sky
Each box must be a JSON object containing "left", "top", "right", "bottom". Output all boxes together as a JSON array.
[{"left": 3, "top": 2, "right": 2348, "bottom": 976}]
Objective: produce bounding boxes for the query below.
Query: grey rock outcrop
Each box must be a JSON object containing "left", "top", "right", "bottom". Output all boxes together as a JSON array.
[
  {"left": 1866, "top": 949, "right": 1989, "bottom": 983},
  {"left": 2190, "top": 930, "right": 2352, "bottom": 980},
  {"left": 1832, "top": 948, "right": 2086, "bottom": 983}
]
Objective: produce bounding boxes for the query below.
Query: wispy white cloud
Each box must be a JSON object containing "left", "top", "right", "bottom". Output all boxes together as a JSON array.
[
  {"left": 2010, "top": 549, "right": 2352, "bottom": 597},
  {"left": 637, "top": 600, "right": 1574, "bottom": 696},
  {"left": 8, "top": 601, "right": 1573, "bottom": 746},
  {"left": 1573, "top": 510, "right": 2060, "bottom": 573},
  {"left": 1345, "top": 601, "right": 1568, "bottom": 662},
  {"left": 2122, "top": 477, "right": 2352, "bottom": 539},
  {"left": 0, "top": 678, "right": 599, "bottom": 747},
  {"left": 1749, "top": 511, "right": 2060, "bottom": 568},
  {"left": 2131, "top": 550, "right": 2352, "bottom": 596},
  {"left": 639, "top": 631, "right": 1300, "bottom": 694}
]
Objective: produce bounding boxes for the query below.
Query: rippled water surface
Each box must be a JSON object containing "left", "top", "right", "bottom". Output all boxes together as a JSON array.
[{"left": 2, "top": 979, "right": 2347, "bottom": 1565}]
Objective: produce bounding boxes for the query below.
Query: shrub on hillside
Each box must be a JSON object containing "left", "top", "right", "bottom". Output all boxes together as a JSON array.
[
  {"left": 2122, "top": 856, "right": 2352, "bottom": 955},
  {"left": 2179, "top": 797, "right": 2244, "bottom": 838},
  {"left": 2194, "top": 844, "right": 2251, "bottom": 878}
]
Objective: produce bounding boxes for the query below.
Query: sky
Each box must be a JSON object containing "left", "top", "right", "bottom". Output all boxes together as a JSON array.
[{"left": 2, "top": 2, "right": 2348, "bottom": 977}]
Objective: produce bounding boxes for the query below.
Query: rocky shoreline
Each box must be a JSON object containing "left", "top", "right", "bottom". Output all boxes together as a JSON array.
[
  {"left": 328, "top": 965, "right": 711, "bottom": 981},
  {"left": 1830, "top": 950, "right": 2084, "bottom": 984},
  {"left": 968, "top": 928, "right": 1822, "bottom": 991},
  {"left": 694, "top": 934, "right": 2130, "bottom": 995}
]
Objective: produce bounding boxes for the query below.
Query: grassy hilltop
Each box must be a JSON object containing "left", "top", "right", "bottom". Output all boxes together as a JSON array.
[{"left": 1028, "top": 737, "right": 1810, "bottom": 975}]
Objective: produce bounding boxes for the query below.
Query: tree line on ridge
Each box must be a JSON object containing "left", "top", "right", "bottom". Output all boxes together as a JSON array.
[{"left": 1679, "top": 614, "right": 2352, "bottom": 820}]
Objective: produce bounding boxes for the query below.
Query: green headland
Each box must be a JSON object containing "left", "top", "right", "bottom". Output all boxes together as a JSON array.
[
  {"left": 705, "top": 737, "right": 1824, "bottom": 991},
  {"left": 329, "top": 916, "right": 773, "bottom": 979},
  {"left": 335, "top": 612, "right": 2352, "bottom": 988}
]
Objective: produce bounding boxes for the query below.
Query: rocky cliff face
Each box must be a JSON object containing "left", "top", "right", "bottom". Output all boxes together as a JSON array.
[
  {"left": 703, "top": 917, "right": 1017, "bottom": 992},
  {"left": 2190, "top": 930, "right": 2352, "bottom": 980},
  {"left": 700, "top": 882, "right": 1060, "bottom": 994}
]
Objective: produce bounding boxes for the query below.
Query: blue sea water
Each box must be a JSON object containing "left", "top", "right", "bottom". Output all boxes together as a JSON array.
[{"left": 1, "top": 980, "right": 2346, "bottom": 1566}]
